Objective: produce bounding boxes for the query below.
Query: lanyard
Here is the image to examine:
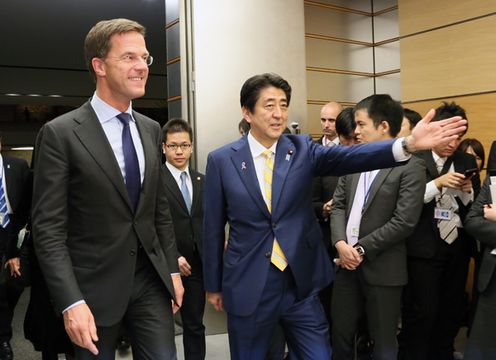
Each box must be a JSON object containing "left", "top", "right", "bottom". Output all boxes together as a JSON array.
[{"left": 363, "top": 171, "right": 376, "bottom": 206}]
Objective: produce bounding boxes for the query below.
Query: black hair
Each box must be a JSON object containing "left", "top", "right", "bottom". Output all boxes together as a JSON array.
[
  {"left": 335, "top": 108, "right": 356, "bottom": 137},
  {"left": 354, "top": 94, "right": 403, "bottom": 137},
  {"left": 162, "top": 118, "right": 193, "bottom": 143},
  {"left": 240, "top": 73, "right": 291, "bottom": 113}
]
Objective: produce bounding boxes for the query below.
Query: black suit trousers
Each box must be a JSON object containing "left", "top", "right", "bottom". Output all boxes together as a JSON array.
[
  {"left": 400, "top": 233, "right": 470, "bottom": 360},
  {"left": 180, "top": 251, "right": 206, "bottom": 360}
]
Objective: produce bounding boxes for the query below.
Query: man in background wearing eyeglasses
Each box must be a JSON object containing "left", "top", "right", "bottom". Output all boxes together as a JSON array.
[
  {"left": 162, "top": 119, "right": 206, "bottom": 360},
  {"left": 32, "top": 18, "right": 183, "bottom": 359}
]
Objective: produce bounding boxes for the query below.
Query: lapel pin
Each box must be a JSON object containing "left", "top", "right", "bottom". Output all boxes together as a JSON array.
[
  {"left": 7, "top": 164, "right": 10, "bottom": 169},
  {"left": 197, "top": 176, "right": 201, "bottom": 181},
  {"left": 285, "top": 149, "right": 293, "bottom": 161},
  {"left": 241, "top": 162, "right": 246, "bottom": 170}
]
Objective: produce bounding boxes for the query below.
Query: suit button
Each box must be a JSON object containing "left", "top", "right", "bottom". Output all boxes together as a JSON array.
[
  {"left": 265, "top": 251, "right": 271, "bottom": 258},
  {"left": 129, "top": 249, "right": 136, "bottom": 256},
  {"left": 134, "top": 221, "right": 138, "bottom": 226},
  {"left": 272, "top": 223, "right": 277, "bottom": 229}
]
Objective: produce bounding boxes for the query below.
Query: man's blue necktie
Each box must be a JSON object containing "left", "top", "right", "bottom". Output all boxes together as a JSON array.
[
  {"left": 180, "top": 171, "right": 192, "bottom": 214},
  {"left": 116, "top": 113, "right": 140, "bottom": 212},
  {"left": 0, "top": 176, "right": 10, "bottom": 228}
]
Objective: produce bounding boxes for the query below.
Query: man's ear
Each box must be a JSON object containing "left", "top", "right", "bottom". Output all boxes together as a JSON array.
[
  {"left": 92, "top": 57, "right": 106, "bottom": 77},
  {"left": 242, "top": 107, "right": 251, "bottom": 124},
  {"left": 380, "top": 120, "right": 391, "bottom": 136}
]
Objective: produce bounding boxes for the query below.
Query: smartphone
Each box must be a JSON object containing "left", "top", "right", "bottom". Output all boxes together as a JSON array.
[{"left": 464, "top": 168, "right": 478, "bottom": 178}]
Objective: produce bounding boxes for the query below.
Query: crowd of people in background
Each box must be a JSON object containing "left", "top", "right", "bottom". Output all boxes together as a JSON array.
[{"left": 1, "top": 17, "right": 495, "bottom": 360}]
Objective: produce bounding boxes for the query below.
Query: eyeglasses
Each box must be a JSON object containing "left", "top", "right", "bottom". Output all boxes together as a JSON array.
[
  {"left": 165, "top": 143, "right": 192, "bottom": 151},
  {"left": 105, "top": 54, "right": 154, "bottom": 66}
]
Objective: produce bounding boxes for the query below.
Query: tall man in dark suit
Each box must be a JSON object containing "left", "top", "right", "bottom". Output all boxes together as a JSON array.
[
  {"left": 32, "top": 18, "right": 183, "bottom": 359},
  {"left": 0, "top": 134, "right": 30, "bottom": 360},
  {"left": 202, "top": 73, "right": 467, "bottom": 360},
  {"left": 162, "top": 119, "right": 205, "bottom": 360},
  {"left": 312, "top": 107, "right": 355, "bottom": 325},
  {"left": 330, "top": 95, "right": 425, "bottom": 360},
  {"left": 464, "top": 174, "right": 496, "bottom": 360},
  {"left": 399, "top": 102, "right": 480, "bottom": 360}
]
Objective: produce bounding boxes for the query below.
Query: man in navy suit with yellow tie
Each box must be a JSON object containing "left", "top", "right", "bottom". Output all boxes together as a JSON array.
[{"left": 202, "top": 73, "right": 468, "bottom": 359}]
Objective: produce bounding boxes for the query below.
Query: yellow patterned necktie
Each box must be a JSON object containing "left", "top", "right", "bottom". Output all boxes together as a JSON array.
[{"left": 262, "top": 150, "right": 288, "bottom": 271}]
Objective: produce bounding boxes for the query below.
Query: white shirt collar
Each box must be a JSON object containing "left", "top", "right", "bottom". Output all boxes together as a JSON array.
[
  {"left": 166, "top": 161, "right": 190, "bottom": 181},
  {"left": 90, "top": 92, "right": 133, "bottom": 125},
  {"left": 247, "top": 132, "right": 278, "bottom": 158}
]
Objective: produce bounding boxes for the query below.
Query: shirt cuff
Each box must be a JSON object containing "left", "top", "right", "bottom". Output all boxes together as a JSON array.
[
  {"left": 392, "top": 138, "right": 412, "bottom": 162},
  {"left": 171, "top": 273, "right": 181, "bottom": 276},
  {"left": 62, "top": 300, "right": 86, "bottom": 314},
  {"left": 425, "top": 180, "right": 441, "bottom": 203}
]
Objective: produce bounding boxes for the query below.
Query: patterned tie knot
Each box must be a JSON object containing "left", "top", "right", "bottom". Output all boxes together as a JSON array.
[
  {"left": 262, "top": 149, "right": 272, "bottom": 159},
  {"left": 116, "top": 112, "right": 132, "bottom": 126},
  {"left": 436, "top": 157, "right": 446, "bottom": 172}
]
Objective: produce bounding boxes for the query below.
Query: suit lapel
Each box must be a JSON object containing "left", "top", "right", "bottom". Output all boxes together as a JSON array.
[
  {"left": 134, "top": 113, "right": 156, "bottom": 214},
  {"left": 72, "top": 102, "right": 131, "bottom": 210},
  {"left": 230, "top": 138, "right": 270, "bottom": 217},
  {"left": 272, "top": 136, "right": 295, "bottom": 214},
  {"left": 418, "top": 150, "right": 438, "bottom": 181},
  {"left": 163, "top": 165, "right": 189, "bottom": 213},
  {"left": 362, "top": 168, "right": 393, "bottom": 214},
  {"left": 3, "top": 158, "right": 14, "bottom": 195},
  {"left": 190, "top": 169, "right": 202, "bottom": 214},
  {"left": 347, "top": 174, "right": 360, "bottom": 215}
]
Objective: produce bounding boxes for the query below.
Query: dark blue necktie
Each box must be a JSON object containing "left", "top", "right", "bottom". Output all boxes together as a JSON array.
[{"left": 116, "top": 113, "right": 140, "bottom": 212}]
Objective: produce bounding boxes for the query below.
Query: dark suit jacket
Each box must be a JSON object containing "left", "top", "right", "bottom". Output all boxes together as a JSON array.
[
  {"left": 331, "top": 156, "right": 425, "bottom": 286},
  {"left": 162, "top": 165, "right": 203, "bottom": 262},
  {"left": 465, "top": 176, "right": 496, "bottom": 293},
  {"left": 312, "top": 175, "right": 339, "bottom": 252},
  {"left": 487, "top": 141, "right": 496, "bottom": 171},
  {"left": 32, "top": 101, "right": 179, "bottom": 326},
  {"left": 406, "top": 150, "right": 480, "bottom": 259},
  {"left": 203, "top": 134, "right": 403, "bottom": 316},
  {"left": 1, "top": 155, "right": 31, "bottom": 258}
]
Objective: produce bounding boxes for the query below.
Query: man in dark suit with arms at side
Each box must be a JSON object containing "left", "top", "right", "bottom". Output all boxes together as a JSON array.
[
  {"left": 202, "top": 73, "right": 467, "bottom": 360},
  {"left": 330, "top": 95, "right": 425, "bottom": 360},
  {"left": 0, "top": 133, "right": 30, "bottom": 360},
  {"left": 32, "top": 18, "right": 183, "bottom": 359},
  {"left": 161, "top": 119, "right": 206, "bottom": 360}
]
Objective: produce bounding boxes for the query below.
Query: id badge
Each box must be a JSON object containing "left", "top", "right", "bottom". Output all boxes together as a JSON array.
[
  {"left": 0, "top": 213, "right": 4, "bottom": 224},
  {"left": 434, "top": 207, "right": 452, "bottom": 220},
  {"left": 351, "top": 225, "right": 359, "bottom": 237}
]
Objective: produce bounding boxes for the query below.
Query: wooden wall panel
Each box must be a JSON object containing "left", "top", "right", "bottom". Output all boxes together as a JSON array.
[
  {"left": 306, "top": 38, "right": 374, "bottom": 72},
  {"left": 398, "top": 0, "right": 496, "bottom": 37},
  {"left": 403, "top": 93, "right": 496, "bottom": 161},
  {"left": 400, "top": 16, "right": 496, "bottom": 102}
]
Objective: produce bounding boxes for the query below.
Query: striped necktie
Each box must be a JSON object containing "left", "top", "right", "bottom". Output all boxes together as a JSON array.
[
  {"left": 262, "top": 150, "right": 288, "bottom": 271},
  {"left": 0, "top": 176, "right": 10, "bottom": 228}
]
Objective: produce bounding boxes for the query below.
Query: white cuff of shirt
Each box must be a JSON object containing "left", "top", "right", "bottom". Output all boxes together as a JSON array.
[
  {"left": 425, "top": 180, "right": 441, "bottom": 203},
  {"left": 62, "top": 300, "right": 86, "bottom": 314},
  {"left": 392, "top": 138, "right": 412, "bottom": 162}
]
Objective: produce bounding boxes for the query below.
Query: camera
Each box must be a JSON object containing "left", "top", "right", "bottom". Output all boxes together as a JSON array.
[{"left": 290, "top": 122, "right": 300, "bottom": 134}]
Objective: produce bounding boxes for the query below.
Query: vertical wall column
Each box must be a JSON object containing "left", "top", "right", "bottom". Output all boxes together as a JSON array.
[{"left": 190, "top": 0, "right": 308, "bottom": 171}]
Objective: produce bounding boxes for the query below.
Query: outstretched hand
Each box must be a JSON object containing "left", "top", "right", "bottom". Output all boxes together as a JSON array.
[{"left": 406, "top": 109, "right": 467, "bottom": 152}]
